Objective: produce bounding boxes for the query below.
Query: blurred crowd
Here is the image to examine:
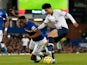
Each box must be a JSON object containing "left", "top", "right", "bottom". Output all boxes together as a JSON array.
[
  {"left": 0, "top": 34, "right": 87, "bottom": 55},
  {"left": 0, "top": 34, "right": 29, "bottom": 54}
]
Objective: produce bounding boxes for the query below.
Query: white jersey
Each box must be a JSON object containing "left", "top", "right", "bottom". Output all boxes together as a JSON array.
[
  {"left": 38, "top": 10, "right": 76, "bottom": 29},
  {"left": 21, "top": 38, "right": 29, "bottom": 46}
]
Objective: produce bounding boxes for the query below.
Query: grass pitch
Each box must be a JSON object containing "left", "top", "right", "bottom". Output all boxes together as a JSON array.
[{"left": 0, "top": 53, "right": 87, "bottom": 65}]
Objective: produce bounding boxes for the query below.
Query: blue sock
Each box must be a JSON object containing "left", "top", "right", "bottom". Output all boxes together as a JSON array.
[
  {"left": 48, "top": 37, "right": 55, "bottom": 59},
  {"left": 47, "top": 45, "right": 55, "bottom": 59}
]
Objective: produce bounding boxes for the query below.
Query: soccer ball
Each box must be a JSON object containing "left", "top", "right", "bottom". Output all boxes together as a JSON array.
[{"left": 43, "top": 56, "right": 53, "bottom": 64}]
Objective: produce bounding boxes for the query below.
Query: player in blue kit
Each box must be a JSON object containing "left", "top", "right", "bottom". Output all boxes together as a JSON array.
[
  {"left": 18, "top": 16, "right": 48, "bottom": 62},
  {"left": 10, "top": 9, "right": 49, "bottom": 62},
  {"left": 0, "top": 9, "right": 9, "bottom": 46}
]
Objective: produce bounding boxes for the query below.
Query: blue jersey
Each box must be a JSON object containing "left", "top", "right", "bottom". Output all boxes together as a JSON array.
[
  {"left": 24, "top": 21, "right": 44, "bottom": 41},
  {"left": 0, "top": 9, "right": 8, "bottom": 30}
]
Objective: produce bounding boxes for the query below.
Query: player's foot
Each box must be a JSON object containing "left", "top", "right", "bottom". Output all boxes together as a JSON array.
[
  {"left": 52, "top": 59, "right": 56, "bottom": 64},
  {"left": 33, "top": 56, "right": 42, "bottom": 63},
  {"left": 33, "top": 60, "right": 40, "bottom": 63}
]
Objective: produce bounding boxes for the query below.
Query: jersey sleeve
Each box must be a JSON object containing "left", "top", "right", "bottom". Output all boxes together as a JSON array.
[
  {"left": 38, "top": 16, "right": 49, "bottom": 29},
  {"left": 30, "top": 22, "right": 38, "bottom": 31},
  {"left": 31, "top": 25, "right": 37, "bottom": 31},
  {"left": 44, "top": 16, "right": 49, "bottom": 23},
  {"left": 57, "top": 10, "right": 67, "bottom": 16},
  {"left": 66, "top": 13, "right": 76, "bottom": 23},
  {"left": 57, "top": 10, "right": 76, "bottom": 24}
]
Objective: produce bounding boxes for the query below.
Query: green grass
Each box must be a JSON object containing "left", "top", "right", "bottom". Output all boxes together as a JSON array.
[{"left": 0, "top": 53, "right": 87, "bottom": 65}]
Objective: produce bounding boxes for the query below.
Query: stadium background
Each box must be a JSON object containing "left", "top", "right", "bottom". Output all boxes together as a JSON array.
[{"left": 0, "top": 0, "right": 87, "bottom": 53}]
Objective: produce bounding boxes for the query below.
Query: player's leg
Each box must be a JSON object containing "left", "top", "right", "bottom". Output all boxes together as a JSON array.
[
  {"left": 47, "top": 29, "right": 59, "bottom": 63},
  {"left": 31, "top": 37, "right": 47, "bottom": 62},
  {"left": 29, "top": 39, "right": 46, "bottom": 62},
  {"left": 0, "top": 30, "right": 3, "bottom": 43},
  {"left": 56, "top": 27, "right": 69, "bottom": 42},
  {"left": 29, "top": 39, "right": 38, "bottom": 62},
  {"left": 36, "top": 37, "right": 48, "bottom": 56},
  {"left": 47, "top": 37, "right": 55, "bottom": 63},
  {"left": 29, "top": 39, "right": 35, "bottom": 54},
  {"left": 2, "top": 46, "right": 8, "bottom": 55},
  {"left": 30, "top": 43, "right": 43, "bottom": 63},
  {"left": 0, "top": 30, "right": 3, "bottom": 53},
  {"left": 42, "top": 45, "right": 50, "bottom": 57}
]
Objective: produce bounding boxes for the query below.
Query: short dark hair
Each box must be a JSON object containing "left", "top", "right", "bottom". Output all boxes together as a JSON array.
[
  {"left": 42, "top": 3, "right": 51, "bottom": 9},
  {"left": 18, "top": 16, "right": 26, "bottom": 19}
]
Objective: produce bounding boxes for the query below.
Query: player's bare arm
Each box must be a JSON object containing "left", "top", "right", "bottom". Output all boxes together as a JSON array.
[
  {"left": 73, "top": 22, "right": 79, "bottom": 28},
  {"left": 25, "top": 29, "right": 41, "bottom": 39},
  {"left": 65, "top": 13, "right": 79, "bottom": 28},
  {"left": 10, "top": 9, "right": 19, "bottom": 17},
  {"left": 4, "top": 18, "right": 9, "bottom": 36}
]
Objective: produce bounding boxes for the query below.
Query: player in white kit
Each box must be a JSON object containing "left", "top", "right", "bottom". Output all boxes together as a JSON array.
[{"left": 38, "top": 3, "right": 79, "bottom": 63}]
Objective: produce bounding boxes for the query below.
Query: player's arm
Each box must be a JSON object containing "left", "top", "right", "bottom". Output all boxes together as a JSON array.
[
  {"left": 38, "top": 22, "right": 46, "bottom": 29},
  {"left": 4, "top": 13, "right": 9, "bottom": 36},
  {"left": 65, "top": 13, "right": 79, "bottom": 28},
  {"left": 59, "top": 10, "right": 79, "bottom": 28},
  {"left": 38, "top": 16, "right": 49, "bottom": 29},
  {"left": 10, "top": 9, "right": 19, "bottom": 17},
  {"left": 28, "top": 29, "right": 42, "bottom": 39}
]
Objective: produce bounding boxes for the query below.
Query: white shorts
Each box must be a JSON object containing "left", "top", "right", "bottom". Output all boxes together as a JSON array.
[
  {"left": 0, "top": 30, "right": 3, "bottom": 42},
  {"left": 29, "top": 37, "right": 47, "bottom": 55}
]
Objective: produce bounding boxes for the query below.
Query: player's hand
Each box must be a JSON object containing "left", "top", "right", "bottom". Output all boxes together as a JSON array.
[
  {"left": 9, "top": 9, "right": 15, "bottom": 15},
  {"left": 73, "top": 22, "right": 79, "bottom": 28},
  {"left": 25, "top": 34, "right": 31, "bottom": 38}
]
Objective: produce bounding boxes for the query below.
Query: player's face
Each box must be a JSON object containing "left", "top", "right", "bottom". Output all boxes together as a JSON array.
[
  {"left": 44, "top": 8, "right": 53, "bottom": 14},
  {"left": 19, "top": 19, "right": 26, "bottom": 27}
]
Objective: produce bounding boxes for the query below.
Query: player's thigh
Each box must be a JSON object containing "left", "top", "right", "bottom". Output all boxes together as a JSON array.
[
  {"left": 40, "top": 37, "right": 48, "bottom": 44},
  {"left": 32, "top": 37, "right": 47, "bottom": 55},
  {"left": 39, "top": 37, "right": 48, "bottom": 51},
  {"left": 32, "top": 43, "right": 44, "bottom": 55},
  {"left": 29, "top": 39, "right": 35, "bottom": 50}
]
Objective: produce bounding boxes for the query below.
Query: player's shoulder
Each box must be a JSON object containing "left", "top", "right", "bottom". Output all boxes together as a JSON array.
[
  {"left": 0, "top": 9, "right": 3, "bottom": 11},
  {"left": 27, "top": 20, "right": 35, "bottom": 24},
  {"left": 0, "top": 9, "right": 6, "bottom": 12},
  {"left": 27, "top": 20, "right": 35, "bottom": 26},
  {"left": 26, "top": 20, "right": 37, "bottom": 28},
  {"left": 53, "top": 9, "right": 62, "bottom": 13}
]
